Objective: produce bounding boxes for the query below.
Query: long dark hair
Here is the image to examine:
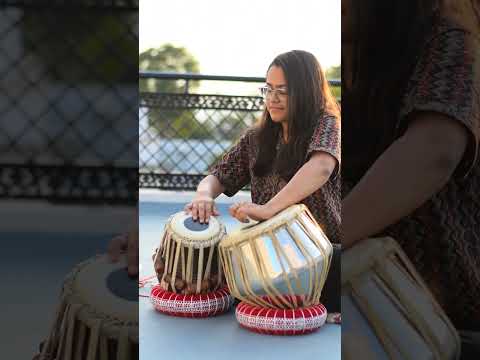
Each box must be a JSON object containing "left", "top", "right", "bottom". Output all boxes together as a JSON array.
[
  {"left": 342, "top": 0, "right": 442, "bottom": 182},
  {"left": 253, "top": 50, "right": 340, "bottom": 181}
]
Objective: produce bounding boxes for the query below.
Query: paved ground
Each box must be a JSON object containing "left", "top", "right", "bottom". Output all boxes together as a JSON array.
[{"left": 139, "top": 193, "right": 341, "bottom": 360}]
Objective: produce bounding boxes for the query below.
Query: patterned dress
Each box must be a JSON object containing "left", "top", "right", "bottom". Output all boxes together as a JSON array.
[
  {"left": 345, "top": 18, "right": 480, "bottom": 330},
  {"left": 209, "top": 114, "right": 341, "bottom": 244}
]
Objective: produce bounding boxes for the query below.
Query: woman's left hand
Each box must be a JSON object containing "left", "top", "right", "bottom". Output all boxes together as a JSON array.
[{"left": 229, "top": 202, "right": 276, "bottom": 222}]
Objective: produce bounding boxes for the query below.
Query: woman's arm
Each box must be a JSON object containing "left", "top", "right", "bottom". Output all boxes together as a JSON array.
[
  {"left": 108, "top": 205, "right": 139, "bottom": 276},
  {"left": 185, "top": 175, "right": 225, "bottom": 223},
  {"left": 342, "top": 112, "right": 469, "bottom": 249},
  {"left": 232, "top": 152, "right": 337, "bottom": 221},
  {"left": 268, "top": 152, "right": 337, "bottom": 213},
  {"left": 196, "top": 174, "right": 226, "bottom": 199},
  {"left": 195, "top": 130, "right": 253, "bottom": 223}
]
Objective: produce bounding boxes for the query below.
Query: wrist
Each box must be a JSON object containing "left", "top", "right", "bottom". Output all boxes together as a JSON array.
[
  {"left": 265, "top": 199, "right": 283, "bottom": 216},
  {"left": 196, "top": 189, "right": 213, "bottom": 198}
]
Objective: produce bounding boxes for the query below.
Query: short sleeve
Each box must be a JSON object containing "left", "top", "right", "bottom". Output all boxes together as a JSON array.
[
  {"left": 307, "top": 115, "right": 341, "bottom": 178},
  {"left": 209, "top": 129, "right": 252, "bottom": 196},
  {"left": 399, "top": 25, "right": 480, "bottom": 178}
]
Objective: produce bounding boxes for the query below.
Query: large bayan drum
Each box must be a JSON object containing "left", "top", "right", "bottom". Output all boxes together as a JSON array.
[
  {"left": 342, "top": 237, "right": 460, "bottom": 360},
  {"left": 220, "top": 204, "right": 333, "bottom": 309},
  {"left": 151, "top": 211, "right": 233, "bottom": 317},
  {"left": 38, "top": 256, "right": 138, "bottom": 360}
]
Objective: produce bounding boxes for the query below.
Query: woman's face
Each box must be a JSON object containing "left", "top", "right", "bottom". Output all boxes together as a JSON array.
[{"left": 265, "top": 65, "right": 289, "bottom": 124}]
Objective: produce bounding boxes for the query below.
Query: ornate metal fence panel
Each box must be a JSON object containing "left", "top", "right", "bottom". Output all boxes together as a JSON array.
[
  {"left": 139, "top": 74, "right": 264, "bottom": 190},
  {"left": 0, "top": 1, "right": 138, "bottom": 203},
  {"left": 139, "top": 72, "right": 340, "bottom": 191}
]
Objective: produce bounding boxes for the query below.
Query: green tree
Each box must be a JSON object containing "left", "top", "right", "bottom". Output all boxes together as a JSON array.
[
  {"left": 140, "top": 44, "right": 211, "bottom": 139},
  {"left": 325, "top": 65, "right": 341, "bottom": 100},
  {"left": 139, "top": 44, "right": 200, "bottom": 93},
  {"left": 325, "top": 65, "right": 341, "bottom": 79}
]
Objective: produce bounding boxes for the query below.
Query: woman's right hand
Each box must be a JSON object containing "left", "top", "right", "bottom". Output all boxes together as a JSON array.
[{"left": 184, "top": 191, "right": 219, "bottom": 224}]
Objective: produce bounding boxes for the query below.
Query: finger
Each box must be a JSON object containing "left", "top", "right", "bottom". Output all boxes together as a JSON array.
[
  {"left": 231, "top": 205, "right": 243, "bottom": 222},
  {"left": 191, "top": 203, "right": 198, "bottom": 221},
  {"left": 108, "top": 235, "right": 126, "bottom": 262},
  {"left": 234, "top": 205, "right": 246, "bottom": 221},
  {"left": 212, "top": 205, "right": 220, "bottom": 216},
  {"left": 127, "top": 230, "right": 139, "bottom": 277},
  {"left": 184, "top": 202, "right": 193, "bottom": 214},
  {"left": 235, "top": 203, "right": 249, "bottom": 218},
  {"left": 239, "top": 213, "right": 249, "bottom": 223},
  {"left": 235, "top": 213, "right": 249, "bottom": 223},
  {"left": 229, "top": 204, "right": 237, "bottom": 218},
  {"left": 229, "top": 203, "right": 241, "bottom": 217},
  {"left": 198, "top": 202, "right": 206, "bottom": 223},
  {"left": 204, "top": 203, "right": 212, "bottom": 223},
  {"left": 236, "top": 206, "right": 250, "bottom": 223}
]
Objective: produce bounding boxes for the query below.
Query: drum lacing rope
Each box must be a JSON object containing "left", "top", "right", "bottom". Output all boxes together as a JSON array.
[
  {"left": 40, "top": 256, "right": 139, "bottom": 360},
  {"left": 139, "top": 274, "right": 157, "bottom": 298}
]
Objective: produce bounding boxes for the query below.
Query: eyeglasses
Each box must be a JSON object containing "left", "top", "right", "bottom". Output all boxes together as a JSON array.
[{"left": 259, "top": 86, "right": 288, "bottom": 100}]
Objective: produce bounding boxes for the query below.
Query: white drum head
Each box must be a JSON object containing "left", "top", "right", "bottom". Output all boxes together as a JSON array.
[
  {"left": 73, "top": 256, "right": 137, "bottom": 323},
  {"left": 168, "top": 211, "right": 224, "bottom": 248}
]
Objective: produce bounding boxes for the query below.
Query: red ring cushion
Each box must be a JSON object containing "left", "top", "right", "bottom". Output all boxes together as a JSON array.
[
  {"left": 235, "top": 300, "right": 327, "bottom": 335},
  {"left": 150, "top": 285, "right": 233, "bottom": 318}
]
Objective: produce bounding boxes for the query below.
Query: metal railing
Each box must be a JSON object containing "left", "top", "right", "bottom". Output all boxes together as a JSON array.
[{"left": 139, "top": 71, "right": 340, "bottom": 190}]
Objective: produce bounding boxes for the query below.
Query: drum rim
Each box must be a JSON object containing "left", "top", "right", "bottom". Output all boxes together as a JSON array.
[
  {"left": 166, "top": 212, "right": 227, "bottom": 249},
  {"left": 220, "top": 204, "right": 311, "bottom": 247},
  {"left": 342, "top": 237, "right": 405, "bottom": 284},
  {"left": 62, "top": 255, "right": 139, "bottom": 342},
  {"left": 341, "top": 237, "right": 461, "bottom": 359}
]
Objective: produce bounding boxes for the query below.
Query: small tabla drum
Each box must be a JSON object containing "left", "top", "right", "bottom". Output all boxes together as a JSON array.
[
  {"left": 220, "top": 204, "right": 332, "bottom": 335},
  {"left": 38, "top": 255, "right": 138, "bottom": 360},
  {"left": 150, "top": 211, "right": 233, "bottom": 317},
  {"left": 342, "top": 237, "right": 461, "bottom": 360}
]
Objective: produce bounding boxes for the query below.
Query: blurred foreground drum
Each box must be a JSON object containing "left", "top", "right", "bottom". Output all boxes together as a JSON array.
[
  {"left": 342, "top": 237, "right": 460, "bottom": 360},
  {"left": 39, "top": 255, "right": 138, "bottom": 360},
  {"left": 220, "top": 204, "right": 333, "bottom": 309},
  {"left": 150, "top": 211, "right": 233, "bottom": 317}
]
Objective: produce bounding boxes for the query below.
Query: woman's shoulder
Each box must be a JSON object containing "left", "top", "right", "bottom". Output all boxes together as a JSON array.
[
  {"left": 239, "top": 125, "right": 260, "bottom": 142},
  {"left": 434, "top": 16, "right": 468, "bottom": 33},
  {"left": 404, "top": 15, "right": 476, "bottom": 104},
  {"left": 309, "top": 113, "right": 341, "bottom": 153},
  {"left": 424, "top": 16, "right": 471, "bottom": 47},
  {"left": 230, "top": 126, "right": 259, "bottom": 151},
  {"left": 314, "top": 113, "right": 341, "bottom": 130},
  {"left": 438, "top": 3, "right": 479, "bottom": 37}
]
